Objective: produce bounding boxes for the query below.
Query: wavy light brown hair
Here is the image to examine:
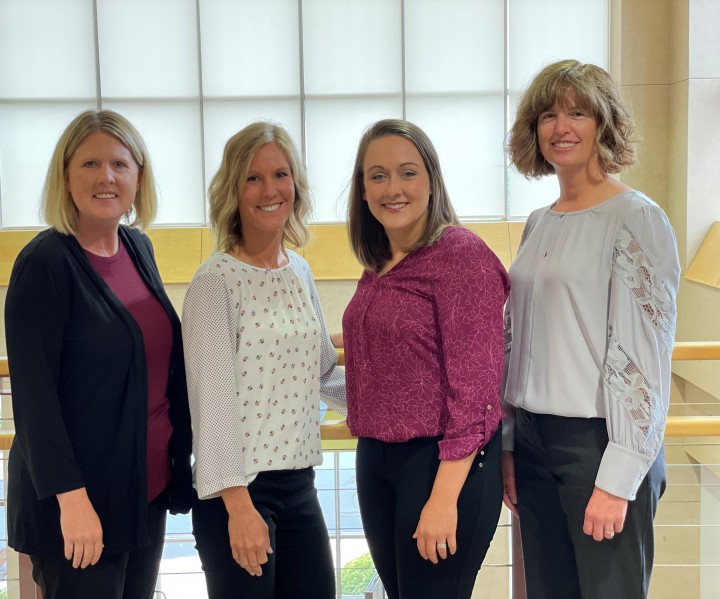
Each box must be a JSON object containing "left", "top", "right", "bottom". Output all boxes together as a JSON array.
[
  {"left": 508, "top": 59, "right": 637, "bottom": 178},
  {"left": 42, "top": 110, "right": 157, "bottom": 233},
  {"left": 209, "top": 121, "right": 311, "bottom": 252},
  {"left": 347, "top": 119, "right": 459, "bottom": 271}
]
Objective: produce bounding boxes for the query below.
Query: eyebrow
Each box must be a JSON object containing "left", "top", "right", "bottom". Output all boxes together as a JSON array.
[{"left": 366, "top": 161, "right": 422, "bottom": 170}]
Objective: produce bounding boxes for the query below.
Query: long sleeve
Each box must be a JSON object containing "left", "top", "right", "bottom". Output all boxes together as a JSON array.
[
  {"left": 436, "top": 237, "right": 510, "bottom": 460},
  {"left": 182, "top": 270, "right": 247, "bottom": 499},
  {"left": 296, "top": 261, "right": 347, "bottom": 417},
  {"left": 5, "top": 252, "right": 85, "bottom": 499},
  {"left": 596, "top": 204, "right": 680, "bottom": 500}
]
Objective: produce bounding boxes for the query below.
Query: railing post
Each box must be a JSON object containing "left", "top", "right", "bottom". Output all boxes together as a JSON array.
[
  {"left": 511, "top": 515, "right": 527, "bottom": 599},
  {"left": 18, "top": 553, "right": 41, "bottom": 599}
]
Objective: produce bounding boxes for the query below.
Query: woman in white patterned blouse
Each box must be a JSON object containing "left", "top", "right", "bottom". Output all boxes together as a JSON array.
[
  {"left": 501, "top": 60, "right": 680, "bottom": 599},
  {"left": 182, "top": 122, "right": 346, "bottom": 599}
]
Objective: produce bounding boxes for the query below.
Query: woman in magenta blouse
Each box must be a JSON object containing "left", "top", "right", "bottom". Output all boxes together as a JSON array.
[{"left": 342, "top": 119, "right": 509, "bottom": 599}]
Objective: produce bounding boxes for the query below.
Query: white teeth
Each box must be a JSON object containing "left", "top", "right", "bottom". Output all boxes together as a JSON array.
[
  {"left": 554, "top": 142, "right": 576, "bottom": 148},
  {"left": 385, "top": 202, "right": 407, "bottom": 209},
  {"left": 94, "top": 193, "right": 116, "bottom": 199},
  {"left": 259, "top": 204, "right": 281, "bottom": 212}
]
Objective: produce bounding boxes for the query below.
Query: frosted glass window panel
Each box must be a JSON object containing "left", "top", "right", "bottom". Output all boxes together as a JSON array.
[
  {"left": 406, "top": 95, "right": 505, "bottom": 219},
  {"left": 0, "top": 0, "right": 96, "bottom": 99},
  {"left": 509, "top": 0, "right": 608, "bottom": 92},
  {"left": 305, "top": 97, "right": 403, "bottom": 223},
  {"left": 200, "top": 0, "right": 300, "bottom": 97},
  {"left": 203, "top": 100, "right": 302, "bottom": 206},
  {"left": 507, "top": 167, "right": 559, "bottom": 218},
  {"left": 0, "top": 103, "right": 95, "bottom": 227},
  {"left": 102, "top": 102, "right": 204, "bottom": 225},
  {"left": 97, "top": 0, "right": 200, "bottom": 98},
  {"left": 405, "top": 0, "right": 504, "bottom": 94},
  {"left": 302, "top": 0, "right": 401, "bottom": 95}
]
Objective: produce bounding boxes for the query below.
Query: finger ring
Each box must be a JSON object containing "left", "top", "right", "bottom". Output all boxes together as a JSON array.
[
  {"left": 437, "top": 543, "right": 447, "bottom": 549},
  {"left": 604, "top": 529, "right": 615, "bottom": 538}
]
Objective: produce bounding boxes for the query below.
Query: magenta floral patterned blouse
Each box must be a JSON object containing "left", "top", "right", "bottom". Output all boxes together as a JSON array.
[{"left": 343, "top": 226, "right": 510, "bottom": 460}]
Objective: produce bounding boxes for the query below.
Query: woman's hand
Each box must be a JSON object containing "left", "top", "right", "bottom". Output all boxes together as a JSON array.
[
  {"left": 413, "top": 496, "right": 458, "bottom": 564},
  {"left": 56, "top": 488, "right": 104, "bottom": 568},
  {"left": 583, "top": 486, "right": 628, "bottom": 542},
  {"left": 221, "top": 487, "right": 273, "bottom": 576},
  {"left": 412, "top": 452, "right": 476, "bottom": 564},
  {"left": 501, "top": 450, "right": 519, "bottom": 516},
  {"left": 330, "top": 332, "right": 344, "bottom": 348}
]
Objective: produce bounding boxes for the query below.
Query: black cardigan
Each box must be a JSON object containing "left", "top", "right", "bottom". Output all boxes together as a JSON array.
[{"left": 5, "top": 226, "right": 192, "bottom": 557}]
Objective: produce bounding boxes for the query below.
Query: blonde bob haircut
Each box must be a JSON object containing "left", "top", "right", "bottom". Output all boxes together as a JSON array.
[
  {"left": 347, "top": 119, "right": 459, "bottom": 271},
  {"left": 42, "top": 109, "right": 157, "bottom": 233},
  {"left": 209, "top": 121, "right": 311, "bottom": 253},
  {"left": 508, "top": 59, "right": 637, "bottom": 178}
]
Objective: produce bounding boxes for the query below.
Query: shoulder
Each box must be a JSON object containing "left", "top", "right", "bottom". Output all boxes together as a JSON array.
[
  {"left": 16, "top": 229, "right": 69, "bottom": 262},
  {"left": 612, "top": 191, "right": 675, "bottom": 238},
  {"left": 12, "top": 229, "right": 78, "bottom": 275},
  {"left": 432, "top": 226, "right": 502, "bottom": 265},
  {"left": 187, "top": 253, "right": 238, "bottom": 296},
  {"left": 523, "top": 205, "right": 552, "bottom": 234},
  {"left": 287, "top": 249, "right": 314, "bottom": 282}
]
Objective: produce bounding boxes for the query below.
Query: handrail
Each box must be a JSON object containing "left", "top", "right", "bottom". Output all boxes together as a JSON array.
[
  {"left": 334, "top": 341, "right": 720, "bottom": 366},
  {"left": 1, "top": 341, "right": 719, "bottom": 451}
]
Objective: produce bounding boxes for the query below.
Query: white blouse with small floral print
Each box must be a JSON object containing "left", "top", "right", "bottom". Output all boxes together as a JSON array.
[{"left": 182, "top": 250, "right": 346, "bottom": 500}]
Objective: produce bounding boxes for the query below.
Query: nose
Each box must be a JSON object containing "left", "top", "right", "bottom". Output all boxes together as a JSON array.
[
  {"left": 554, "top": 112, "right": 571, "bottom": 133},
  {"left": 384, "top": 174, "right": 401, "bottom": 197},
  {"left": 97, "top": 163, "right": 116, "bottom": 184},
  {"left": 261, "top": 179, "right": 278, "bottom": 198}
]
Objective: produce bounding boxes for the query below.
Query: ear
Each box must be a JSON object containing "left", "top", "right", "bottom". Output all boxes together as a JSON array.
[{"left": 362, "top": 191, "right": 367, "bottom": 201}]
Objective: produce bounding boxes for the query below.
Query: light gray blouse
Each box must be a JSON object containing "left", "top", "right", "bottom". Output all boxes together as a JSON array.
[{"left": 502, "top": 190, "right": 680, "bottom": 500}]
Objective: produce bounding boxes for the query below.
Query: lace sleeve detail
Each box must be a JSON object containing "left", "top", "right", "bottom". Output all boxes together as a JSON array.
[
  {"left": 613, "top": 225, "right": 676, "bottom": 356},
  {"left": 604, "top": 331, "right": 665, "bottom": 457}
]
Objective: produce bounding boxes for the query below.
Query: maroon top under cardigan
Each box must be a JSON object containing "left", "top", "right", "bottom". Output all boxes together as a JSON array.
[{"left": 86, "top": 241, "right": 173, "bottom": 502}]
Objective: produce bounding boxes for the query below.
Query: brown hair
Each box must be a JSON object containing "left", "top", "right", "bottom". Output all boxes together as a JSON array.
[
  {"left": 508, "top": 59, "right": 637, "bottom": 178},
  {"left": 347, "top": 119, "right": 458, "bottom": 270}
]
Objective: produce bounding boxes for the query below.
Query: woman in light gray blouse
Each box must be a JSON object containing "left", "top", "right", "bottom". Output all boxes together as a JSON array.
[{"left": 502, "top": 60, "right": 680, "bottom": 599}]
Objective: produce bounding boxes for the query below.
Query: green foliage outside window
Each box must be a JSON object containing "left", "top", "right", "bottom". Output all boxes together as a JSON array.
[{"left": 341, "top": 552, "right": 376, "bottom": 595}]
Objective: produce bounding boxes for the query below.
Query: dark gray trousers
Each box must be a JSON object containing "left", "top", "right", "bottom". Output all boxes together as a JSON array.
[{"left": 514, "top": 409, "right": 665, "bottom": 599}]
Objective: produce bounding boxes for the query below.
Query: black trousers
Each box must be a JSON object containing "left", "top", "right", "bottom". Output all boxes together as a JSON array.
[
  {"left": 30, "top": 489, "right": 168, "bottom": 599},
  {"left": 192, "top": 467, "right": 335, "bottom": 599},
  {"left": 514, "top": 409, "right": 666, "bottom": 599},
  {"left": 356, "top": 431, "right": 502, "bottom": 599}
]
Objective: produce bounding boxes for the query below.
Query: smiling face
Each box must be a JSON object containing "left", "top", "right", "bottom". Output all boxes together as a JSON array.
[
  {"left": 237, "top": 142, "right": 295, "bottom": 241},
  {"left": 536, "top": 96, "right": 599, "bottom": 173},
  {"left": 362, "top": 135, "right": 431, "bottom": 249},
  {"left": 65, "top": 131, "right": 140, "bottom": 231}
]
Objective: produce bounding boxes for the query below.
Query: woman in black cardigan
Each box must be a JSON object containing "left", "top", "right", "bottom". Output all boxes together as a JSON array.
[{"left": 4, "top": 110, "right": 192, "bottom": 599}]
